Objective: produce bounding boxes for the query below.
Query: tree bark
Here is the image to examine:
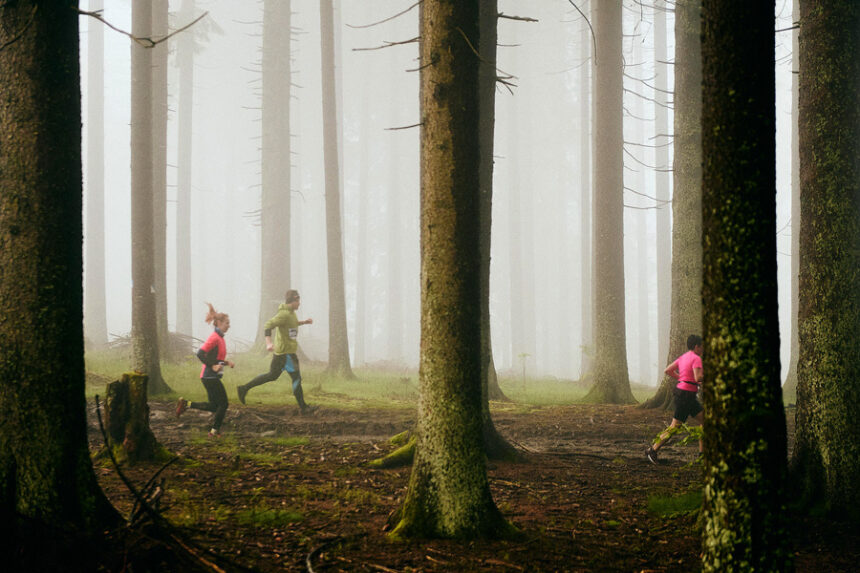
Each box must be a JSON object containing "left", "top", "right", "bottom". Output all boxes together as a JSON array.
[
  {"left": 584, "top": 0, "right": 635, "bottom": 404},
  {"left": 700, "top": 1, "right": 790, "bottom": 569},
  {"left": 131, "top": 0, "right": 170, "bottom": 394},
  {"left": 641, "top": 0, "right": 702, "bottom": 409},
  {"left": 0, "top": 0, "right": 120, "bottom": 554},
  {"left": 320, "top": 0, "right": 354, "bottom": 378},
  {"left": 391, "top": 0, "right": 510, "bottom": 539},
  {"left": 791, "top": 0, "right": 860, "bottom": 518}
]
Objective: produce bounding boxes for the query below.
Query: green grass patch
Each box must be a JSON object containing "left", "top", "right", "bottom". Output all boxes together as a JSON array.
[
  {"left": 85, "top": 346, "right": 662, "bottom": 410},
  {"left": 647, "top": 490, "right": 702, "bottom": 517}
]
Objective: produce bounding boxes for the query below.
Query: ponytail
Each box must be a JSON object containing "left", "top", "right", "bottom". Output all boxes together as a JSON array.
[{"left": 204, "top": 302, "right": 229, "bottom": 325}]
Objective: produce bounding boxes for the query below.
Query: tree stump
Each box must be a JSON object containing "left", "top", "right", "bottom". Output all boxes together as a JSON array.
[{"left": 102, "top": 372, "right": 160, "bottom": 464}]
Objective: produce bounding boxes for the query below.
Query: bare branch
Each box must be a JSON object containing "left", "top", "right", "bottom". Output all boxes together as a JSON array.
[
  {"left": 498, "top": 13, "right": 538, "bottom": 23},
  {"left": 78, "top": 8, "right": 209, "bottom": 49},
  {"left": 566, "top": 0, "right": 596, "bottom": 60},
  {"left": 346, "top": 1, "right": 419, "bottom": 29},
  {"left": 353, "top": 36, "right": 419, "bottom": 52}
]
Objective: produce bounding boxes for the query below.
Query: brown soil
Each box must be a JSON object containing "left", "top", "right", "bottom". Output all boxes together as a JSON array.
[{"left": 87, "top": 401, "right": 858, "bottom": 572}]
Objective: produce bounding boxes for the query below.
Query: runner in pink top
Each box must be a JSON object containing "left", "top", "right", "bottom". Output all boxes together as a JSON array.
[
  {"left": 674, "top": 350, "right": 703, "bottom": 393},
  {"left": 646, "top": 334, "right": 704, "bottom": 464}
]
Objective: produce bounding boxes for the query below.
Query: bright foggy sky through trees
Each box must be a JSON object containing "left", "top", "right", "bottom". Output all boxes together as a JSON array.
[{"left": 80, "top": 0, "right": 796, "bottom": 385}]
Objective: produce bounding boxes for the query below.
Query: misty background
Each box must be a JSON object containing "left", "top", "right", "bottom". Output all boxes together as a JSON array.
[{"left": 80, "top": 0, "right": 796, "bottom": 385}]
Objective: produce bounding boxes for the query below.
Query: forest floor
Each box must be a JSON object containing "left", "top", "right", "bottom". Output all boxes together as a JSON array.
[{"left": 87, "top": 396, "right": 858, "bottom": 572}]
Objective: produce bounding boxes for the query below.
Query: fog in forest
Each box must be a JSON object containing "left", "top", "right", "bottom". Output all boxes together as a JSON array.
[{"left": 80, "top": 0, "right": 796, "bottom": 386}]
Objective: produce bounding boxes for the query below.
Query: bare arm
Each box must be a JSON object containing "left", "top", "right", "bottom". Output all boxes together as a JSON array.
[
  {"left": 693, "top": 366, "right": 703, "bottom": 384},
  {"left": 664, "top": 359, "right": 680, "bottom": 380}
]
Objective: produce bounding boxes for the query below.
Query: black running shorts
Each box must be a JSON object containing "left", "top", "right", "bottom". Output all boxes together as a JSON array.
[{"left": 672, "top": 387, "right": 703, "bottom": 421}]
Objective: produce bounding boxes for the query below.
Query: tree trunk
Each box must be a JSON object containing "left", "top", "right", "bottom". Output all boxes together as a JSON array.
[
  {"left": 0, "top": 0, "right": 120, "bottom": 556},
  {"left": 579, "top": 23, "right": 593, "bottom": 380},
  {"left": 584, "top": 0, "right": 635, "bottom": 404},
  {"left": 792, "top": 0, "right": 860, "bottom": 518},
  {"left": 320, "top": 0, "right": 354, "bottom": 378},
  {"left": 641, "top": 0, "right": 702, "bottom": 410},
  {"left": 131, "top": 0, "right": 170, "bottom": 395},
  {"left": 781, "top": 0, "right": 801, "bottom": 400},
  {"left": 152, "top": 0, "right": 169, "bottom": 357},
  {"left": 175, "top": 0, "right": 195, "bottom": 339},
  {"left": 700, "top": 2, "right": 790, "bottom": 569},
  {"left": 257, "top": 0, "right": 292, "bottom": 346},
  {"left": 103, "top": 373, "right": 161, "bottom": 464},
  {"left": 85, "top": 0, "right": 108, "bottom": 348},
  {"left": 478, "top": 0, "right": 509, "bottom": 404},
  {"left": 391, "top": 0, "right": 510, "bottom": 539},
  {"left": 653, "top": 0, "right": 671, "bottom": 384}
]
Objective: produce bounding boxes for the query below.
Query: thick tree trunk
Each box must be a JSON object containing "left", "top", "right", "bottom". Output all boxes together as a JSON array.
[
  {"left": 792, "top": 0, "right": 860, "bottom": 517},
  {"left": 391, "top": 0, "right": 510, "bottom": 539},
  {"left": 103, "top": 373, "right": 161, "bottom": 464},
  {"left": 700, "top": 2, "right": 790, "bottom": 569},
  {"left": 84, "top": 0, "right": 108, "bottom": 348},
  {"left": 641, "top": 0, "right": 702, "bottom": 409},
  {"left": 0, "top": 0, "right": 120, "bottom": 553},
  {"left": 320, "top": 0, "right": 354, "bottom": 378},
  {"left": 131, "top": 0, "right": 170, "bottom": 394},
  {"left": 584, "top": 0, "right": 635, "bottom": 404},
  {"left": 256, "top": 0, "right": 292, "bottom": 346}
]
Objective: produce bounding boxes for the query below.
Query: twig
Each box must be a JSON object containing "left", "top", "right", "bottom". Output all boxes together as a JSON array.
[
  {"left": 567, "top": 0, "right": 596, "bottom": 60},
  {"left": 353, "top": 36, "right": 419, "bottom": 52},
  {"left": 306, "top": 537, "right": 340, "bottom": 573}
]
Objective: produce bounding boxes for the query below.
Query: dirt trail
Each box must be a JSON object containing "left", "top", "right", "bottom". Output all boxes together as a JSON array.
[{"left": 87, "top": 401, "right": 856, "bottom": 572}]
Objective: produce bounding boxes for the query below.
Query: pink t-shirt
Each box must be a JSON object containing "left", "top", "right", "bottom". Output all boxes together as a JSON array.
[{"left": 675, "top": 350, "right": 702, "bottom": 392}]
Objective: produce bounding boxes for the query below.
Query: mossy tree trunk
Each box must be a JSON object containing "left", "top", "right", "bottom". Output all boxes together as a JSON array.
[
  {"left": 641, "top": 0, "right": 702, "bottom": 410},
  {"left": 131, "top": 0, "right": 170, "bottom": 395},
  {"left": 700, "top": 2, "right": 790, "bottom": 569},
  {"left": 320, "top": 0, "right": 355, "bottom": 379},
  {"left": 584, "top": 0, "right": 635, "bottom": 405},
  {"left": 256, "top": 0, "right": 292, "bottom": 348},
  {"left": 390, "top": 0, "right": 510, "bottom": 539},
  {"left": 792, "top": 0, "right": 860, "bottom": 518},
  {"left": 0, "top": 0, "right": 120, "bottom": 552},
  {"left": 103, "top": 373, "right": 160, "bottom": 464}
]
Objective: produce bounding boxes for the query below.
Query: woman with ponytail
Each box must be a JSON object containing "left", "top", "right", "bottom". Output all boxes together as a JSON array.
[{"left": 176, "top": 303, "right": 234, "bottom": 436}]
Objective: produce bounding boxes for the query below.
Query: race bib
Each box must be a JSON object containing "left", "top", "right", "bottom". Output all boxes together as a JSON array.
[{"left": 289, "top": 328, "right": 298, "bottom": 339}]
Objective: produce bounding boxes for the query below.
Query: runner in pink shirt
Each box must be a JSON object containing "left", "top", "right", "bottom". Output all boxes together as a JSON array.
[{"left": 647, "top": 334, "right": 704, "bottom": 464}]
